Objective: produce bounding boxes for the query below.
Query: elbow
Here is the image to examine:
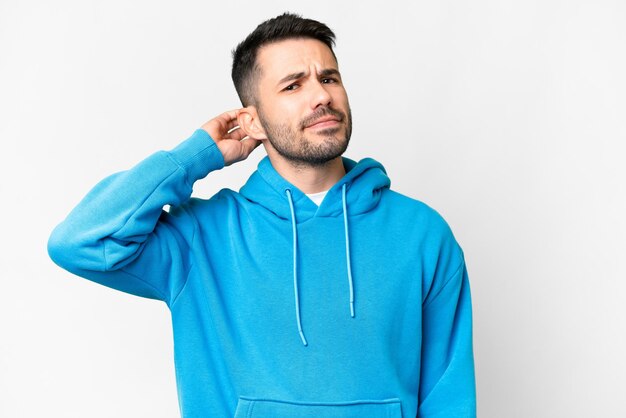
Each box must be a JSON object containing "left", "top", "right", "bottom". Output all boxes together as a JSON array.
[
  {"left": 47, "top": 223, "right": 75, "bottom": 271},
  {"left": 47, "top": 222, "right": 104, "bottom": 273}
]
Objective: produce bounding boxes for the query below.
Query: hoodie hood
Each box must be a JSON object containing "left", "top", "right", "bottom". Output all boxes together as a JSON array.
[
  {"left": 240, "top": 156, "right": 391, "bottom": 221},
  {"left": 239, "top": 156, "right": 391, "bottom": 346}
]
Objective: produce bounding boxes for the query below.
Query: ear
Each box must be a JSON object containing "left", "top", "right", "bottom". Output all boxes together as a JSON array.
[{"left": 237, "top": 106, "right": 267, "bottom": 141}]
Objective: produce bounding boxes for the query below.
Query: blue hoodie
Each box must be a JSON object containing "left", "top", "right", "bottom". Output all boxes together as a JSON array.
[{"left": 48, "top": 129, "right": 476, "bottom": 417}]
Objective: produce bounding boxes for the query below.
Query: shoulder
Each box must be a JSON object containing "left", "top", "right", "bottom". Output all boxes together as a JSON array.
[
  {"left": 161, "top": 188, "right": 243, "bottom": 226},
  {"left": 381, "top": 189, "right": 456, "bottom": 237},
  {"left": 173, "top": 188, "right": 243, "bottom": 214},
  {"left": 381, "top": 190, "right": 467, "bottom": 296},
  {"left": 379, "top": 188, "right": 464, "bottom": 265}
]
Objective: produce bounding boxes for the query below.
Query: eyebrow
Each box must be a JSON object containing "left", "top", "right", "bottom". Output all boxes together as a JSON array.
[
  {"left": 319, "top": 68, "right": 340, "bottom": 78},
  {"left": 277, "top": 68, "right": 341, "bottom": 86},
  {"left": 278, "top": 71, "right": 306, "bottom": 86}
]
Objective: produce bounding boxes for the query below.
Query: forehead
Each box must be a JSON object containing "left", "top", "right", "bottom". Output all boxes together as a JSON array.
[{"left": 256, "top": 38, "right": 338, "bottom": 83}]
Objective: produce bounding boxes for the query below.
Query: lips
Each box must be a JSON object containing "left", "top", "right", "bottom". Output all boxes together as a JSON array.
[
  {"left": 300, "top": 106, "right": 345, "bottom": 130},
  {"left": 304, "top": 115, "right": 341, "bottom": 129}
]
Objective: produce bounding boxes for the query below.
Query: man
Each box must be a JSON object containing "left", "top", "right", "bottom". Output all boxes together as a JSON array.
[{"left": 48, "top": 13, "right": 476, "bottom": 418}]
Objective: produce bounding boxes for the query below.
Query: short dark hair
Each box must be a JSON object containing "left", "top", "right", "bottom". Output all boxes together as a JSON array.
[{"left": 231, "top": 12, "right": 336, "bottom": 106}]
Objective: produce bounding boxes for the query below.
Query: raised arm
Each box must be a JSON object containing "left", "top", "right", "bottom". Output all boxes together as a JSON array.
[{"left": 47, "top": 110, "right": 261, "bottom": 305}]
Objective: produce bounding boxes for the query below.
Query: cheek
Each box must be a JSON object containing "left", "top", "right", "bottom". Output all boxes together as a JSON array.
[
  {"left": 260, "top": 103, "right": 303, "bottom": 134},
  {"left": 272, "top": 98, "right": 306, "bottom": 123},
  {"left": 333, "top": 88, "right": 350, "bottom": 107}
]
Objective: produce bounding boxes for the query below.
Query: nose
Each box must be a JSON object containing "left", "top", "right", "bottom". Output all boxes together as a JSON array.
[{"left": 309, "top": 79, "right": 332, "bottom": 109}]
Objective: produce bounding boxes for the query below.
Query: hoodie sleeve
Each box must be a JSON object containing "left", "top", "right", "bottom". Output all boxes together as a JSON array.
[
  {"left": 47, "top": 129, "right": 225, "bottom": 305},
  {"left": 418, "top": 250, "right": 477, "bottom": 417}
]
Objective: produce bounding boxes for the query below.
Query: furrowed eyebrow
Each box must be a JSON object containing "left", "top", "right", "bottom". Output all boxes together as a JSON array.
[
  {"left": 319, "top": 68, "right": 340, "bottom": 78},
  {"left": 277, "top": 68, "right": 341, "bottom": 86},
  {"left": 278, "top": 71, "right": 306, "bottom": 86}
]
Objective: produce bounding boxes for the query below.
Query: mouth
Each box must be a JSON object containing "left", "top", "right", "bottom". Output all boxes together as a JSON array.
[
  {"left": 306, "top": 120, "right": 340, "bottom": 130},
  {"left": 304, "top": 115, "right": 342, "bottom": 130}
]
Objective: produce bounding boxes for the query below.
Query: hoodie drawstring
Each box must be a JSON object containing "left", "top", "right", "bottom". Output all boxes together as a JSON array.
[
  {"left": 285, "top": 189, "right": 308, "bottom": 346},
  {"left": 342, "top": 184, "right": 355, "bottom": 318},
  {"left": 285, "top": 186, "right": 355, "bottom": 347}
]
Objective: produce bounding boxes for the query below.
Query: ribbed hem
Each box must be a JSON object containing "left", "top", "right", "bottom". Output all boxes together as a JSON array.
[{"left": 168, "top": 129, "right": 225, "bottom": 183}]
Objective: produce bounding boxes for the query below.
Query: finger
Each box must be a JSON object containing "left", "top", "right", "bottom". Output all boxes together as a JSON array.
[
  {"left": 201, "top": 110, "right": 241, "bottom": 138},
  {"left": 225, "top": 127, "right": 248, "bottom": 141},
  {"left": 209, "top": 110, "right": 241, "bottom": 135},
  {"left": 216, "top": 109, "right": 241, "bottom": 124},
  {"left": 226, "top": 121, "right": 240, "bottom": 133},
  {"left": 219, "top": 118, "right": 239, "bottom": 134}
]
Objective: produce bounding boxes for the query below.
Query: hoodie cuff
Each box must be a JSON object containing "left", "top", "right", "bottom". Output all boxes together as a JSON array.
[{"left": 167, "top": 129, "right": 225, "bottom": 183}]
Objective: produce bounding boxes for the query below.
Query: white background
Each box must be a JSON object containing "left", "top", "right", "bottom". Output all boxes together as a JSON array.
[{"left": 1, "top": 0, "right": 625, "bottom": 417}]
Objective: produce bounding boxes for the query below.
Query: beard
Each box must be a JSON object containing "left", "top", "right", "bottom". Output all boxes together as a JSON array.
[{"left": 258, "top": 105, "right": 352, "bottom": 167}]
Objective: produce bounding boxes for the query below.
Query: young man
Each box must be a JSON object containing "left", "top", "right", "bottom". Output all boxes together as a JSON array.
[{"left": 49, "top": 13, "right": 476, "bottom": 418}]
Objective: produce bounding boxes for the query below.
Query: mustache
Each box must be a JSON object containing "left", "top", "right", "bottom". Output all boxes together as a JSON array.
[{"left": 299, "top": 106, "right": 345, "bottom": 129}]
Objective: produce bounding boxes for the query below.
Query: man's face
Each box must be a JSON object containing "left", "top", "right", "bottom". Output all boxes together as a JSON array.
[{"left": 254, "top": 38, "right": 352, "bottom": 167}]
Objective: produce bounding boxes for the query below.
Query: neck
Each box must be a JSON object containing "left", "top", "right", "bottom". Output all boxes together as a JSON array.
[{"left": 268, "top": 155, "right": 346, "bottom": 194}]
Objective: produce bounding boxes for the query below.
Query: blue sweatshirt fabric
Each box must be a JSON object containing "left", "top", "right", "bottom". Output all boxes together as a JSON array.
[{"left": 48, "top": 129, "right": 476, "bottom": 417}]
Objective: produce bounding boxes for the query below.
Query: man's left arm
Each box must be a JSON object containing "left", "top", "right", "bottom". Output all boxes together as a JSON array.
[{"left": 418, "top": 256, "right": 476, "bottom": 418}]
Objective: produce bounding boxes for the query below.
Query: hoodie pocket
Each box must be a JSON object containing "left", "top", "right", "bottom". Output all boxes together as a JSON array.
[{"left": 233, "top": 397, "right": 402, "bottom": 418}]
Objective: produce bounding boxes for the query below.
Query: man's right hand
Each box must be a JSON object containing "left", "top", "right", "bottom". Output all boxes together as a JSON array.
[{"left": 201, "top": 109, "right": 262, "bottom": 166}]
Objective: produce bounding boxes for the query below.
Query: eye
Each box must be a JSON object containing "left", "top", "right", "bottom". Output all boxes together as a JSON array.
[
  {"left": 284, "top": 83, "right": 300, "bottom": 91},
  {"left": 322, "top": 77, "right": 338, "bottom": 84}
]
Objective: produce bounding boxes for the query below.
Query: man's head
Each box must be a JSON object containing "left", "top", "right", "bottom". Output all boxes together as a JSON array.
[
  {"left": 232, "top": 13, "right": 337, "bottom": 107},
  {"left": 232, "top": 13, "right": 352, "bottom": 167}
]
